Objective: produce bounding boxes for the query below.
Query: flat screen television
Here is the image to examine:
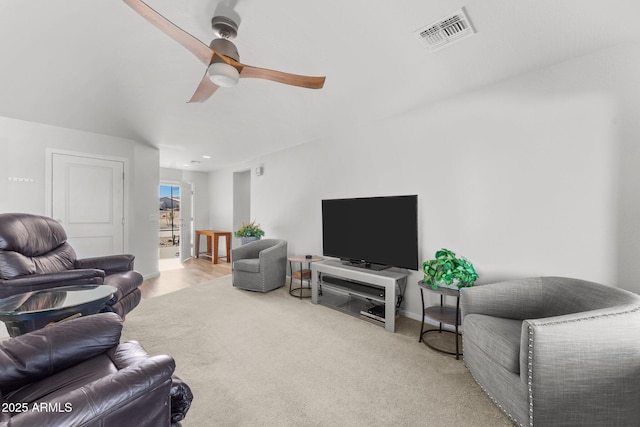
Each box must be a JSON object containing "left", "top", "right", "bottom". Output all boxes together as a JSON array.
[{"left": 321, "top": 195, "right": 418, "bottom": 271}]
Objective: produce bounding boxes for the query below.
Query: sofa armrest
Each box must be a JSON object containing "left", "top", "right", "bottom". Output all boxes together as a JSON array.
[
  {"left": 1, "top": 355, "right": 175, "bottom": 427},
  {"left": 108, "top": 341, "right": 193, "bottom": 423},
  {"left": 0, "top": 270, "right": 105, "bottom": 298},
  {"left": 75, "top": 254, "right": 135, "bottom": 275},
  {"left": 170, "top": 375, "right": 193, "bottom": 425},
  {"left": 522, "top": 306, "right": 640, "bottom": 426},
  {"left": 106, "top": 341, "right": 193, "bottom": 424},
  {"left": 0, "top": 313, "right": 122, "bottom": 395}
]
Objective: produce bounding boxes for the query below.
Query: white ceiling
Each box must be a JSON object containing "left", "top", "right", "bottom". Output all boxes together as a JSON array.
[{"left": 1, "top": 0, "right": 639, "bottom": 171}]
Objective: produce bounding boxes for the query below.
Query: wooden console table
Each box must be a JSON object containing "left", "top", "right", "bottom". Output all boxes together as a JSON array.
[{"left": 195, "top": 230, "right": 231, "bottom": 264}]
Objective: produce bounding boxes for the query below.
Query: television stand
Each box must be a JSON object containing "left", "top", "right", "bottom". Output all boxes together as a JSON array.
[{"left": 311, "top": 260, "right": 408, "bottom": 332}]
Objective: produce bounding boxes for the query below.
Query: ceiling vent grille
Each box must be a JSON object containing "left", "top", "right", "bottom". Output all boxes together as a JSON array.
[{"left": 415, "top": 8, "right": 475, "bottom": 51}]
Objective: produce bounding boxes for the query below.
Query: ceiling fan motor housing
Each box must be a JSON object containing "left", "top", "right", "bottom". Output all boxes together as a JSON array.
[{"left": 209, "top": 38, "right": 240, "bottom": 62}]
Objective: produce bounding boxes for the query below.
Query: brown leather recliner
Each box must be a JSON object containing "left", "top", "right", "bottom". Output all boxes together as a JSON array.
[
  {"left": 0, "top": 213, "right": 142, "bottom": 317},
  {"left": 0, "top": 313, "right": 192, "bottom": 426}
]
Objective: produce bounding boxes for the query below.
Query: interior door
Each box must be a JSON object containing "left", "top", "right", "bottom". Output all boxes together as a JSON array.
[
  {"left": 51, "top": 153, "right": 125, "bottom": 257},
  {"left": 179, "top": 181, "right": 193, "bottom": 262}
]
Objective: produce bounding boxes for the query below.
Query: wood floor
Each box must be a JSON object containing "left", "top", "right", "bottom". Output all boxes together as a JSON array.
[{"left": 139, "top": 257, "right": 232, "bottom": 299}]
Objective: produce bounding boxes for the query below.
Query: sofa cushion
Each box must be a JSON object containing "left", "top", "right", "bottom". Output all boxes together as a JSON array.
[
  {"left": 0, "top": 244, "right": 76, "bottom": 280},
  {"left": 0, "top": 251, "right": 36, "bottom": 279},
  {"left": 464, "top": 314, "right": 522, "bottom": 374},
  {"left": 0, "top": 214, "right": 68, "bottom": 256},
  {"left": 233, "top": 258, "right": 260, "bottom": 273}
]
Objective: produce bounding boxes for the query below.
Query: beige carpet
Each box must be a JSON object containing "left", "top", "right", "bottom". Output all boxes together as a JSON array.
[{"left": 121, "top": 276, "right": 514, "bottom": 427}]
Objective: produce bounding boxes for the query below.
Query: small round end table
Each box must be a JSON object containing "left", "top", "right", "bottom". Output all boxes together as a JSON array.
[
  {"left": 288, "top": 256, "right": 323, "bottom": 299},
  {"left": 417, "top": 280, "right": 462, "bottom": 360}
]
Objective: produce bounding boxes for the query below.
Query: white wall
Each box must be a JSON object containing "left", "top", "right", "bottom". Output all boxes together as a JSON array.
[
  {"left": 209, "top": 169, "right": 234, "bottom": 231},
  {"left": 0, "top": 118, "right": 160, "bottom": 278},
  {"left": 232, "top": 170, "right": 251, "bottom": 248},
  {"left": 209, "top": 43, "right": 640, "bottom": 320}
]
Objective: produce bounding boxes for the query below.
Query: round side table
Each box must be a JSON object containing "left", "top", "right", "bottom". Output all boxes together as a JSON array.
[
  {"left": 417, "top": 280, "right": 462, "bottom": 359},
  {"left": 288, "top": 256, "right": 323, "bottom": 299}
]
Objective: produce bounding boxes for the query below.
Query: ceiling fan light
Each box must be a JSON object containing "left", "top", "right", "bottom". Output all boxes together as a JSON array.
[{"left": 208, "top": 62, "right": 240, "bottom": 87}]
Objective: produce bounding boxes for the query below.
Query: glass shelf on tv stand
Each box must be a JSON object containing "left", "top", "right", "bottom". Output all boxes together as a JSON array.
[
  {"left": 311, "top": 260, "right": 408, "bottom": 332},
  {"left": 318, "top": 278, "right": 392, "bottom": 325}
]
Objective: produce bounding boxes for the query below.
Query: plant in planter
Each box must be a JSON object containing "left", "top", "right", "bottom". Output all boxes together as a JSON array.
[
  {"left": 235, "top": 221, "right": 265, "bottom": 245},
  {"left": 422, "top": 248, "right": 478, "bottom": 290}
]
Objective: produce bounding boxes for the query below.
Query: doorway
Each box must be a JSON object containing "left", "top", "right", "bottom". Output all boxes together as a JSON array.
[
  {"left": 158, "top": 181, "right": 194, "bottom": 267},
  {"left": 159, "top": 184, "right": 181, "bottom": 259}
]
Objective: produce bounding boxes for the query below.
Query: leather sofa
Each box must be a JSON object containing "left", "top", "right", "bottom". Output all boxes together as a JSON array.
[
  {"left": 460, "top": 277, "right": 640, "bottom": 427},
  {"left": 231, "top": 239, "right": 287, "bottom": 292},
  {"left": 0, "top": 312, "right": 192, "bottom": 426},
  {"left": 0, "top": 213, "right": 142, "bottom": 317}
]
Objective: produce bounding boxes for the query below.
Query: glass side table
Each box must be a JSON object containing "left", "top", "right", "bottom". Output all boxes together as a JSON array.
[
  {"left": 417, "top": 280, "right": 462, "bottom": 359},
  {"left": 0, "top": 285, "right": 116, "bottom": 337}
]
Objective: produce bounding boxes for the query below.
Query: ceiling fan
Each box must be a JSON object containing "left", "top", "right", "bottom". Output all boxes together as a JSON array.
[{"left": 122, "top": 0, "right": 326, "bottom": 102}]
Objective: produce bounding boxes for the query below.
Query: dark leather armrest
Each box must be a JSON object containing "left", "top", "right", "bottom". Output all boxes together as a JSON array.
[
  {"left": 75, "top": 255, "right": 135, "bottom": 275},
  {"left": 0, "top": 313, "right": 122, "bottom": 394},
  {"left": 107, "top": 340, "right": 150, "bottom": 369},
  {"left": 170, "top": 375, "right": 193, "bottom": 425},
  {"left": 105, "top": 342, "right": 193, "bottom": 424},
  {"left": 0, "top": 269, "right": 105, "bottom": 299}
]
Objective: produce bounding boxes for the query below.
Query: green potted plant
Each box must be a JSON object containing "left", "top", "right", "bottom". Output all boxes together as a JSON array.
[
  {"left": 422, "top": 248, "right": 478, "bottom": 290},
  {"left": 235, "top": 221, "right": 265, "bottom": 245}
]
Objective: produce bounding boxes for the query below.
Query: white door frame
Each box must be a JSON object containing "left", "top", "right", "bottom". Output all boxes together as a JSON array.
[
  {"left": 179, "top": 180, "right": 194, "bottom": 262},
  {"left": 45, "top": 149, "right": 131, "bottom": 253}
]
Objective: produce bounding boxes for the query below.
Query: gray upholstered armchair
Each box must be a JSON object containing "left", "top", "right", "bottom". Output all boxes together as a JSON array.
[
  {"left": 231, "top": 239, "right": 287, "bottom": 292},
  {"left": 460, "top": 277, "right": 640, "bottom": 427}
]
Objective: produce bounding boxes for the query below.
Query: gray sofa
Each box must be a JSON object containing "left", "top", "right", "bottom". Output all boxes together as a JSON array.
[
  {"left": 460, "top": 277, "right": 640, "bottom": 427},
  {"left": 231, "top": 239, "right": 287, "bottom": 292}
]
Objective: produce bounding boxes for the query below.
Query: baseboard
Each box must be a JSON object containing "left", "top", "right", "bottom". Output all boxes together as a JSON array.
[{"left": 143, "top": 271, "right": 160, "bottom": 280}]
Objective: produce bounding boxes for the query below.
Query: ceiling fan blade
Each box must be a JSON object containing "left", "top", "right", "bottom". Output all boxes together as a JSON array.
[
  {"left": 188, "top": 72, "right": 220, "bottom": 103},
  {"left": 240, "top": 64, "right": 325, "bottom": 89},
  {"left": 215, "top": 54, "right": 324, "bottom": 89},
  {"left": 123, "top": 0, "right": 213, "bottom": 65}
]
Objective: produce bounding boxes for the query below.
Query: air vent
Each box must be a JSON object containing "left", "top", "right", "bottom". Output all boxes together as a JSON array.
[{"left": 415, "top": 8, "right": 475, "bottom": 51}]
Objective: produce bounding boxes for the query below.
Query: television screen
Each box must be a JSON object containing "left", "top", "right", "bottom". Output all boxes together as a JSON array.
[{"left": 321, "top": 195, "right": 418, "bottom": 270}]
